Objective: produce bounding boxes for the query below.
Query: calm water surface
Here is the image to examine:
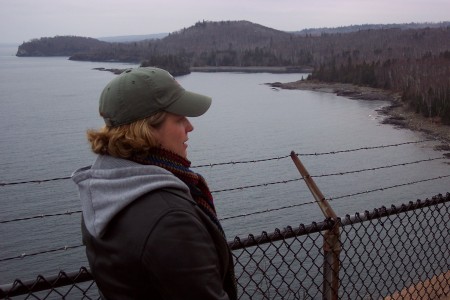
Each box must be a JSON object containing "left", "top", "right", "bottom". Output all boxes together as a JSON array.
[{"left": 0, "top": 45, "right": 449, "bottom": 283}]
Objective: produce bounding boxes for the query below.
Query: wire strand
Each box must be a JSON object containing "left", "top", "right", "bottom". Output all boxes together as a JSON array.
[
  {"left": 219, "top": 174, "right": 450, "bottom": 221},
  {"left": 0, "top": 156, "right": 447, "bottom": 224},
  {"left": 0, "top": 245, "right": 84, "bottom": 262},
  {"left": 0, "top": 210, "right": 82, "bottom": 224},
  {"left": 2, "top": 185, "right": 448, "bottom": 262},
  {"left": 327, "top": 174, "right": 450, "bottom": 201},
  {"left": 0, "top": 139, "right": 436, "bottom": 187}
]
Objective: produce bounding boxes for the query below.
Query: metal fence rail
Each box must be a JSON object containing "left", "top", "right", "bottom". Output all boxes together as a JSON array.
[{"left": 1, "top": 193, "right": 449, "bottom": 299}]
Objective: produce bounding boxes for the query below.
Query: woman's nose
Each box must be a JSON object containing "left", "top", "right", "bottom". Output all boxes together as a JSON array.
[{"left": 186, "top": 119, "right": 194, "bottom": 132}]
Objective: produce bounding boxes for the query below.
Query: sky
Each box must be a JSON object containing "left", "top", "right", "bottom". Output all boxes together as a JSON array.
[{"left": 1, "top": 0, "right": 449, "bottom": 44}]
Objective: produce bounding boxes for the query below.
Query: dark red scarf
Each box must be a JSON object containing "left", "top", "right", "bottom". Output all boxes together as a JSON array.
[{"left": 131, "top": 147, "right": 225, "bottom": 236}]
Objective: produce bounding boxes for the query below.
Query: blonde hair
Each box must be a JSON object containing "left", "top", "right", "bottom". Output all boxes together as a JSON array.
[{"left": 87, "top": 112, "right": 167, "bottom": 158}]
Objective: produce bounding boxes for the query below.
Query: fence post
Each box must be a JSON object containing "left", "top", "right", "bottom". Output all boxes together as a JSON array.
[{"left": 290, "top": 151, "right": 341, "bottom": 300}]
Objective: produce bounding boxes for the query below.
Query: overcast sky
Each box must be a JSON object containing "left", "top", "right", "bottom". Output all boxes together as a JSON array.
[{"left": 1, "top": 0, "right": 449, "bottom": 44}]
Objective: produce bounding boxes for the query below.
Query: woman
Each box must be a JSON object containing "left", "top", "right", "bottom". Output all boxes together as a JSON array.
[{"left": 72, "top": 67, "right": 237, "bottom": 299}]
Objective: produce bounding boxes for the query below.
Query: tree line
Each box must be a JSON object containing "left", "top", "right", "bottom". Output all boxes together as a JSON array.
[
  {"left": 306, "top": 28, "right": 450, "bottom": 124},
  {"left": 16, "top": 21, "right": 450, "bottom": 123}
]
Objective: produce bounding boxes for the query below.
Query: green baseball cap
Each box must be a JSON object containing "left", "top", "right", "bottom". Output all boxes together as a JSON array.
[{"left": 99, "top": 67, "right": 212, "bottom": 127}]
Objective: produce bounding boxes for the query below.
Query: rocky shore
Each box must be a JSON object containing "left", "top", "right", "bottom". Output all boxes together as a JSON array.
[{"left": 268, "top": 80, "right": 450, "bottom": 149}]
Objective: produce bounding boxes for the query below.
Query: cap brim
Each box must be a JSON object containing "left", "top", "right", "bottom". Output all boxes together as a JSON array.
[{"left": 164, "top": 90, "right": 212, "bottom": 117}]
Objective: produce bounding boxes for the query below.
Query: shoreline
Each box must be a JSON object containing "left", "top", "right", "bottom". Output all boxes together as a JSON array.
[
  {"left": 190, "top": 66, "right": 313, "bottom": 73},
  {"left": 268, "top": 80, "right": 450, "bottom": 148}
]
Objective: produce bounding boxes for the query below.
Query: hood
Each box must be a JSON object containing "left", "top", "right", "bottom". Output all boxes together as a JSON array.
[{"left": 71, "top": 155, "right": 190, "bottom": 238}]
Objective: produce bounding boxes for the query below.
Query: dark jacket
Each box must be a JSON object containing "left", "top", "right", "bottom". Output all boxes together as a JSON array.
[{"left": 73, "top": 155, "right": 237, "bottom": 299}]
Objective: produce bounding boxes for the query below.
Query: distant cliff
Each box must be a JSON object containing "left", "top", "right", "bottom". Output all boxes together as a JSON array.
[{"left": 16, "top": 36, "right": 108, "bottom": 57}]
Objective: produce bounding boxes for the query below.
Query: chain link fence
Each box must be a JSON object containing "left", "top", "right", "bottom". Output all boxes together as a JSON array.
[{"left": 1, "top": 193, "right": 449, "bottom": 299}]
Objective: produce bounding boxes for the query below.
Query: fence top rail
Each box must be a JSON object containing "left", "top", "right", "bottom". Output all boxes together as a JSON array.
[
  {"left": 228, "top": 193, "right": 450, "bottom": 250},
  {"left": 339, "top": 193, "right": 450, "bottom": 226}
]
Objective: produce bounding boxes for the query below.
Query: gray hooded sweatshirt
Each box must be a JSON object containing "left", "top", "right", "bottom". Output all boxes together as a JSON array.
[
  {"left": 72, "top": 154, "right": 191, "bottom": 239},
  {"left": 72, "top": 155, "right": 236, "bottom": 300}
]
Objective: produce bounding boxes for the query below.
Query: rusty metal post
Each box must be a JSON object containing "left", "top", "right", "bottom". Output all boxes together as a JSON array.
[{"left": 290, "top": 151, "right": 341, "bottom": 300}]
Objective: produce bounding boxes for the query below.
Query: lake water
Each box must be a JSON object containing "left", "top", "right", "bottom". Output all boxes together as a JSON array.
[{"left": 0, "top": 44, "right": 449, "bottom": 284}]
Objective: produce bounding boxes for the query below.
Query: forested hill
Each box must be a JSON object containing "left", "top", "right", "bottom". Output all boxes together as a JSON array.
[
  {"left": 16, "top": 20, "right": 449, "bottom": 65},
  {"left": 16, "top": 21, "right": 449, "bottom": 67},
  {"left": 16, "top": 36, "right": 108, "bottom": 56},
  {"left": 16, "top": 20, "right": 450, "bottom": 123}
]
